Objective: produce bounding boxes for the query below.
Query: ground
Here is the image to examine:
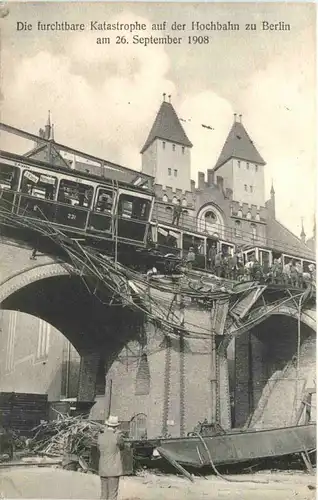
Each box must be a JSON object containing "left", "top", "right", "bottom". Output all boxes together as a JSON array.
[{"left": 0, "top": 467, "right": 316, "bottom": 499}]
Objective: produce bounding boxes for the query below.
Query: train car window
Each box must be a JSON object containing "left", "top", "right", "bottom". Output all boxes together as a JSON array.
[
  {"left": 118, "top": 194, "right": 151, "bottom": 221},
  {"left": 182, "top": 234, "right": 205, "bottom": 255},
  {"left": 95, "top": 188, "right": 113, "bottom": 213},
  {"left": 157, "top": 228, "right": 179, "bottom": 250},
  {"left": 58, "top": 179, "right": 93, "bottom": 208},
  {"left": 21, "top": 170, "right": 57, "bottom": 200},
  {"left": 0, "top": 165, "right": 20, "bottom": 191}
]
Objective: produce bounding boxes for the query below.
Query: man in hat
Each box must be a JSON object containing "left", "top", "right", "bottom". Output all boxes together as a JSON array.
[{"left": 98, "top": 415, "right": 125, "bottom": 500}]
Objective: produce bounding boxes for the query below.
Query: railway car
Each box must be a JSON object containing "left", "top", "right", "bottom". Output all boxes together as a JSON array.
[{"left": 0, "top": 151, "right": 155, "bottom": 260}]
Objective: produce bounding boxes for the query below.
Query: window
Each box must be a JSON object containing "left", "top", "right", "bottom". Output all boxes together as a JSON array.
[
  {"left": 172, "top": 196, "right": 178, "bottom": 204},
  {"left": 256, "top": 212, "right": 260, "bottom": 221},
  {"left": 182, "top": 198, "right": 187, "bottom": 207},
  {"left": 234, "top": 220, "right": 242, "bottom": 237},
  {"left": 250, "top": 185, "right": 253, "bottom": 192},
  {"left": 246, "top": 211, "right": 252, "bottom": 220},
  {"left": 0, "top": 165, "right": 20, "bottom": 191},
  {"left": 174, "top": 169, "right": 177, "bottom": 177},
  {"left": 58, "top": 179, "right": 93, "bottom": 208},
  {"left": 162, "top": 141, "right": 166, "bottom": 149},
  {"left": 246, "top": 163, "right": 250, "bottom": 170},
  {"left": 118, "top": 194, "right": 151, "bottom": 221},
  {"left": 94, "top": 188, "right": 113, "bottom": 213},
  {"left": 162, "top": 194, "right": 168, "bottom": 203},
  {"left": 168, "top": 168, "right": 172, "bottom": 176},
  {"left": 135, "top": 354, "right": 150, "bottom": 396},
  {"left": 22, "top": 170, "right": 57, "bottom": 200},
  {"left": 238, "top": 160, "right": 241, "bottom": 168},
  {"left": 251, "top": 223, "right": 257, "bottom": 238},
  {"left": 244, "top": 184, "right": 247, "bottom": 191},
  {"left": 172, "top": 144, "right": 176, "bottom": 151},
  {"left": 37, "top": 320, "right": 50, "bottom": 359},
  {"left": 237, "top": 209, "right": 243, "bottom": 218},
  {"left": 205, "top": 211, "right": 217, "bottom": 222},
  {"left": 255, "top": 165, "right": 258, "bottom": 172},
  {"left": 182, "top": 147, "right": 185, "bottom": 154}
]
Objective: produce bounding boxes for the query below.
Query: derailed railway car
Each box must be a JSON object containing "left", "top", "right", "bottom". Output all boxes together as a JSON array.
[{"left": 0, "top": 151, "right": 155, "bottom": 261}]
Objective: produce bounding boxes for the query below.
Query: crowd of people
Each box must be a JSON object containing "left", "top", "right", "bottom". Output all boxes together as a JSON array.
[{"left": 200, "top": 246, "right": 316, "bottom": 287}]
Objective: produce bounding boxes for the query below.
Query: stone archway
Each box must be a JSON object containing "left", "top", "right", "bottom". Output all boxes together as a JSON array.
[
  {"left": 0, "top": 243, "right": 145, "bottom": 402},
  {"left": 234, "top": 311, "right": 316, "bottom": 428}
]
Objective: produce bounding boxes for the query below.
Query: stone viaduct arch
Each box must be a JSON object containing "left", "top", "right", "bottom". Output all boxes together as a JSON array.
[
  {"left": 0, "top": 240, "right": 316, "bottom": 424},
  {"left": 0, "top": 241, "right": 144, "bottom": 400}
]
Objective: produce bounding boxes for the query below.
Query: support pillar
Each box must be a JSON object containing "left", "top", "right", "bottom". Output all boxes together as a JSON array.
[
  {"left": 217, "top": 344, "right": 231, "bottom": 429},
  {"left": 234, "top": 333, "right": 251, "bottom": 427},
  {"left": 210, "top": 299, "right": 230, "bottom": 425},
  {"left": 77, "top": 351, "right": 101, "bottom": 402}
]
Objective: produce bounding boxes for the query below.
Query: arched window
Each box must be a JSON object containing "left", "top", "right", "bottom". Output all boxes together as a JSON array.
[
  {"left": 234, "top": 220, "right": 241, "bottom": 237},
  {"left": 251, "top": 223, "right": 257, "bottom": 239},
  {"left": 256, "top": 212, "right": 260, "bottom": 221},
  {"left": 135, "top": 354, "right": 150, "bottom": 396},
  {"left": 162, "top": 194, "right": 168, "bottom": 203},
  {"left": 172, "top": 196, "right": 178, "bottom": 204},
  {"left": 237, "top": 209, "right": 243, "bottom": 218},
  {"left": 182, "top": 198, "right": 187, "bottom": 207},
  {"left": 197, "top": 205, "right": 224, "bottom": 238},
  {"left": 246, "top": 211, "right": 251, "bottom": 220}
]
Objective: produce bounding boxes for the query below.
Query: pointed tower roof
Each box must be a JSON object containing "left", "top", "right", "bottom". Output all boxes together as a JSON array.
[
  {"left": 141, "top": 96, "right": 192, "bottom": 153},
  {"left": 300, "top": 217, "right": 306, "bottom": 240},
  {"left": 214, "top": 115, "right": 265, "bottom": 171}
]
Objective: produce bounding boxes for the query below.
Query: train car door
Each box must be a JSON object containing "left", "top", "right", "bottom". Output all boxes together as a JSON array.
[
  {"left": 55, "top": 177, "right": 95, "bottom": 230},
  {"left": 88, "top": 185, "right": 115, "bottom": 236},
  {"left": 182, "top": 232, "right": 206, "bottom": 268},
  {"left": 116, "top": 189, "right": 153, "bottom": 244},
  {"left": 258, "top": 248, "right": 272, "bottom": 271},
  {"left": 242, "top": 247, "right": 258, "bottom": 264}
]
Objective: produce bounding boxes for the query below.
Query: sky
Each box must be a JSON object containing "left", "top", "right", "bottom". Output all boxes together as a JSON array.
[{"left": 0, "top": 2, "right": 316, "bottom": 239}]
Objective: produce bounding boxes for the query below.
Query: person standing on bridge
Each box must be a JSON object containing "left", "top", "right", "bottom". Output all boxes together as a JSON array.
[
  {"left": 172, "top": 199, "right": 182, "bottom": 226},
  {"left": 98, "top": 415, "right": 126, "bottom": 500}
]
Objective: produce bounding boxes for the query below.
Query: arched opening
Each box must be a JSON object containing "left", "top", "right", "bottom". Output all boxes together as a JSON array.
[
  {"left": 0, "top": 310, "right": 81, "bottom": 398},
  {"left": 234, "top": 219, "right": 242, "bottom": 238},
  {"left": 197, "top": 204, "right": 225, "bottom": 237},
  {"left": 233, "top": 314, "right": 316, "bottom": 429}
]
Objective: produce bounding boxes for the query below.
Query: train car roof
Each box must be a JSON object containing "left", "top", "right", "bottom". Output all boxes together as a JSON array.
[{"left": 0, "top": 150, "right": 155, "bottom": 194}]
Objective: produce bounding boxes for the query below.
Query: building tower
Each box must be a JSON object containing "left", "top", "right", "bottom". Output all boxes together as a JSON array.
[
  {"left": 213, "top": 114, "right": 266, "bottom": 207},
  {"left": 141, "top": 94, "right": 193, "bottom": 193}
]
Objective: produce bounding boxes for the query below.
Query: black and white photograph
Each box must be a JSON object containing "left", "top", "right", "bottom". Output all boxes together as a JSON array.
[{"left": 0, "top": 1, "right": 316, "bottom": 499}]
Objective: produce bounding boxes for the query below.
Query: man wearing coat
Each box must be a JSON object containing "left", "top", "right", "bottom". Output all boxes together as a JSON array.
[{"left": 98, "top": 415, "right": 125, "bottom": 500}]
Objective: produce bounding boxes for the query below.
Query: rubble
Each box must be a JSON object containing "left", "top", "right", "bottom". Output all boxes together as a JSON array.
[{"left": 28, "top": 413, "right": 103, "bottom": 460}]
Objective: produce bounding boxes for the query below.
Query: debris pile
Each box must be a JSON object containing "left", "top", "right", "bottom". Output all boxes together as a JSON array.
[{"left": 29, "top": 414, "right": 103, "bottom": 459}]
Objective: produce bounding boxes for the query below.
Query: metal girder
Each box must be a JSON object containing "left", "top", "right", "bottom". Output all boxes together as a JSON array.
[{"left": 0, "top": 122, "right": 154, "bottom": 188}]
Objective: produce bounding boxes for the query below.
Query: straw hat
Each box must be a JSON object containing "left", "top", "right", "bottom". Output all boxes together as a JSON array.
[{"left": 105, "top": 415, "right": 120, "bottom": 427}]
